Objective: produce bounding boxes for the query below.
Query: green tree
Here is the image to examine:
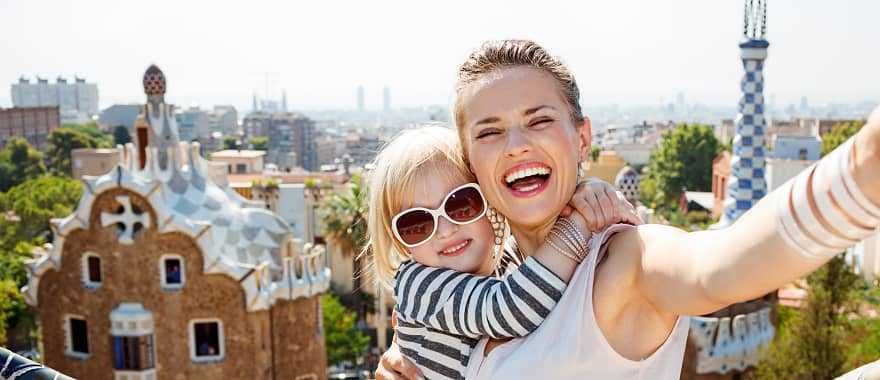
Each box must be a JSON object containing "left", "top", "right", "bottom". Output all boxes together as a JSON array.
[
  {"left": 821, "top": 121, "right": 864, "bottom": 156},
  {"left": 322, "top": 294, "right": 371, "bottom": 366},
  {"left": 0, "top": 279, "right": 26, "bottom": 346},
  {"left": 0, "top": 176, "right": 81, "bottom": 349},
  {"left": 590, "top": 146, "right": 602, "bottom": 162},
  {"left": 61, "top": 122, "right": 113, "bottom": 148},
  {"left": 640, "top": 123, "right": 721, "bottom": 211},
  {"left": 321, "top": 174, "right": 367, "bottom": 264},
  {"left": 319, "top": 175, "right": 370, "bottom": 316},
  {"left": 250, "top": 136, "right": 269, "bottom": 151},
  {"left": 222, "top": 136, "right": 238, "bottom": 150},
  {"left": 758, "top": 256, "right": 864, "bottom": 379},
  {"left": 0, "top": 176, "right": 83, "bottom": 249},
  {"left": 0, "top": 138, "right": 46, "bottom": 192},
  {"left": 47, "top": 127, "right": 106, "bottom": 175},
  {"left": 113, "top": 125, "right": 132, "bottom": 146}
]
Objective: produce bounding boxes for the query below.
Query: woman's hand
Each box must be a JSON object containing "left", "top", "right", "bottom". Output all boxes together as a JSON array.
[
  {"left": 561, "top": 178, "right": 642, "bottom": 230},
  {"left": 375, "top": 342, "right": 422, "bottom": 380},
  {"left": 376, "top": 311, "right": 423, "bottom": 380}
]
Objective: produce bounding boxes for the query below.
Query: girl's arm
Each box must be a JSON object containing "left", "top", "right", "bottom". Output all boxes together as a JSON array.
[
  {"left": 590, "top": 109, "right": 880, "bottom": 317},
  {"left": 394, "top": 213, "right": 589, "bottom": 339}
]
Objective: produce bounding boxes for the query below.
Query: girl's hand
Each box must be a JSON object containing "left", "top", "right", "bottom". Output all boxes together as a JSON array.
[{"left": 561, "top": 178, "right": 643, "bottom": 231}]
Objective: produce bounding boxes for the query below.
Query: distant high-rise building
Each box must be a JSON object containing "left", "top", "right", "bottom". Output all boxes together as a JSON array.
[
  {"left": 11, "top": 76, "right": 99, "bottom": 124},
  {"left": 260, "top": 99, "right": 281, "bottom": 113},
  {"left": 99, "top": 104, "right": 141, "bottom": 131},
  {"left": 675, "top": 92, "right": 686, "bottom": 115},
  {"left": 281, "top": 91, "right": 288, "bottom": 112},
  {"left": 175, "top": 107, "right": 209, "bottom": 142},
  {"left": 266, "top": 114, "right": 316, "bottom": 171},
  {"left": 0, "top": 106, "right": 60, "bottom": 150},
  {"left": 208, "top": 105, "right": 238, "bottom": 135},
  {"left": 357, "top": 85, "right": 365, "bottom": 111},
  {"left": 247, "top": 112, "right": 317, "bottom": 171},
  {"left": 383, "top": 86, "right": 391, "bottom": 112},
  {"left": 252, "top": 93, "right": 259, "bottom": 113}
]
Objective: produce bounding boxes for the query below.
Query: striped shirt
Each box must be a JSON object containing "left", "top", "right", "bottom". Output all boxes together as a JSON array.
[{"left": 393, "top": 253, "right": 567, "bottom": 380}]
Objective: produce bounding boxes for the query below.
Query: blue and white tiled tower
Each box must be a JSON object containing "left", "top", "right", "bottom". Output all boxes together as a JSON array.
[
  {"left": 690, "top": 2, "right": 774, "bottom": 374},
  {"left": 718, "top": 0, "right": 769, "bottom": 227}
]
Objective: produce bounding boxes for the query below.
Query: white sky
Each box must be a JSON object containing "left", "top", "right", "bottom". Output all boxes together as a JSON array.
[{"left": 0, "top": 0, "right": 877, "bottom": 111}]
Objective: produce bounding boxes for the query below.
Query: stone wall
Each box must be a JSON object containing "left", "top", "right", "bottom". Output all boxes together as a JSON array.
[{"left": 271, "top": 297, "right": 328, "bottom": 380}]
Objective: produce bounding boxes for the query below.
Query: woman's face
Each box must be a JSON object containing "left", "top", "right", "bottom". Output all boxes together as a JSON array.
[{"left": 459, "top": 66, "right": 591, "bottom": 229}]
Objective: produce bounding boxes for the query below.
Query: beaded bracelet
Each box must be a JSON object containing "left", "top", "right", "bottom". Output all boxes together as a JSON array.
[{"left": 547, "top": 218, "right": 590, "bottom": 262}]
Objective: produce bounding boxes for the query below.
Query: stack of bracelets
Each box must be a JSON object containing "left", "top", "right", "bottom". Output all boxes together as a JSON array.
[
  {"left": 547, "top": 218, "right": 591, "bottom": 263},
  {"left": 777, "top": 138, "right": 880, "bottom": 260}
]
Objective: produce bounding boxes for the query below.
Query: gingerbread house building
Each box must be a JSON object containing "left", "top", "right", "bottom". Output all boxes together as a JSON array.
[{"left": 22, "top": 65, "right": 330, "bottom": 380}]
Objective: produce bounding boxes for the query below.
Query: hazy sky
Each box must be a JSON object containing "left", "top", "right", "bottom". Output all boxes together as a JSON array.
[{"left": 1, "top": 0, "right": 877, "bottom": 112}]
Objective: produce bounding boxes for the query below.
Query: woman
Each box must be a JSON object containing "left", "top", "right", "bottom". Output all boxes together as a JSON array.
[{"left": 377, "top": 40, "right": 880, "bottom": 379}]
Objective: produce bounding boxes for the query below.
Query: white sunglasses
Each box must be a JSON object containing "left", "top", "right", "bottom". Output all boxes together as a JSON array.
[{"left": 391, "top": 183, "right": 488, "bottom": 248}]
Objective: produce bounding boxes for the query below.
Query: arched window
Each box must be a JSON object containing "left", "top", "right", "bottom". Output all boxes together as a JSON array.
[{"left": 111, "top": 303, "right": 156, "bottom": 379}]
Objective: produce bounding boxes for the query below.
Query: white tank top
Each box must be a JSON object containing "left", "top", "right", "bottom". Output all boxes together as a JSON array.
[{"left": 465, "top": 224, "right": 690, "bottom": 379}]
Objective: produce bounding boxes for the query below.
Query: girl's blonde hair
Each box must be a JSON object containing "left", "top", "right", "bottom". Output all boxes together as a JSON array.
[{"left": 365, "top": 125, "right": 474, "bottom": 289}]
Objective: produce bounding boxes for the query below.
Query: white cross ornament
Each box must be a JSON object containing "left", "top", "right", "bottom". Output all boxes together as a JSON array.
[{"left": 101, "top": 195, "right": 151, "bottom": 245}]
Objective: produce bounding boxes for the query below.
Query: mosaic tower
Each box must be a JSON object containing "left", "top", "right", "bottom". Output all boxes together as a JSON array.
[
  {"left": 687, "top": 2, "right": 775, "bottom": 376},
  {"left": 718, "top": 0, "right": 769, "bottom": 227}
]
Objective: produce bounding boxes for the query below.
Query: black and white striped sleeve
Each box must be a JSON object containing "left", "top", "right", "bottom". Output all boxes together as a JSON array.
[{"left": 393, "top": 257, "right": 567, "bottom": 340}]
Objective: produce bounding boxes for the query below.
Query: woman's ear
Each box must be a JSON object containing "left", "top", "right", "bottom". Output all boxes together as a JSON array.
[{"left": 578, "top": 117, "right": 593, "bottom": 162}]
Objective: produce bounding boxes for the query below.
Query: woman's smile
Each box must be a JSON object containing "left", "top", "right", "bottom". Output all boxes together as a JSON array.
[{"left": 502, "top": 161, "right": 552, "bottom": 197}]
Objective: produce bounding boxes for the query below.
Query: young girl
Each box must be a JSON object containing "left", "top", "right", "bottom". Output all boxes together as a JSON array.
[{"left": 365, "top": 125, "right": 637, "bottom": 380}]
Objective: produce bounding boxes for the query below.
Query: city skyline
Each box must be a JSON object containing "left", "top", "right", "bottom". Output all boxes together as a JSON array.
[{"left": 1, "top": 0, "right": 878, "bottom": 113}]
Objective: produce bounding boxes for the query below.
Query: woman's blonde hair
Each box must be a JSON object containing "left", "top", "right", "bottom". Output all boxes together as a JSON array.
[{"left": 365, "top": 124, "right": 474, "bottom": 289}]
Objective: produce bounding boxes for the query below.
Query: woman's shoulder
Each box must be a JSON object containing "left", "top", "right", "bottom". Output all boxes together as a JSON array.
[
  {"left": 594, "top": 225, "right": 643, "bottom": 286},
  {"left": 602, "top": 224, "right": 686, "bottom": 264}
]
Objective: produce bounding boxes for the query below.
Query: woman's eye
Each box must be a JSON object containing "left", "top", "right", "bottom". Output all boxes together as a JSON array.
[
  {"left": 529, "top": 118, "right": 553, "bottom": 128},
  {"left": 476, "top": 129, "right": 501, "bottom": 139}
]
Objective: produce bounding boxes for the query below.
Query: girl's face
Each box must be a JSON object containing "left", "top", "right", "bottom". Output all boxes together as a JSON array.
[
  {"left": 402, "top": 173, "right": 496, "bottom": 276},
  {"left": 459, "top": 66, "right": 591, "bottom": 229}
]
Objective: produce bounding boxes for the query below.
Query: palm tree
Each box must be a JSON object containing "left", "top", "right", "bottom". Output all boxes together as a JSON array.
[{"left": 318, "top": 174, "right": 371, "bottom": 318}]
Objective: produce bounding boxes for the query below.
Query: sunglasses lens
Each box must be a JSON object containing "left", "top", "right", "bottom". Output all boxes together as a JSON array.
[
  {"left": 445, "top": 187, "right": 485, "bottom": 223},
  {"left": 395, "top": 210, "right": 435, "bottom": 246}
]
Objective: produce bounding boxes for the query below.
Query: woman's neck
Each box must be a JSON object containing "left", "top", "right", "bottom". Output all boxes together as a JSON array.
[{"left": 509, "top": 217, "right": 557, "bottom": 257}]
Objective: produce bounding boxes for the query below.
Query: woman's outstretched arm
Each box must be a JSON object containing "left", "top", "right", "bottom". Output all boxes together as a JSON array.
[{"left": 602, "top": 108, "right": 880, "bottom": 317}]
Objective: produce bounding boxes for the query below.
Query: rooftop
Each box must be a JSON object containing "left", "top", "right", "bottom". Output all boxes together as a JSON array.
[
  {"left": 228, "top": 172, "right": 348, "bottom": 186},
  {"left": 212, "top": 150, "right": 266, "bottom": 159}
]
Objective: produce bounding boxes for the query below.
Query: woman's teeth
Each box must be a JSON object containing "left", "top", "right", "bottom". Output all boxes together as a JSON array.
[
  {"left": 505, "top": 166, "right": 551, "bottom": 184},
  {"left": 516, "top": 182, "right": 541, "bottom": 192},
  {"left": 441, "top": 240, "right": 469, "bottom": 255}
]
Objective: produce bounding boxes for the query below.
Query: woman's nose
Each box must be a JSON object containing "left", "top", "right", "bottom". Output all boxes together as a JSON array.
[
  {"left": 504, "top": 128, "right": 531, "bottom": 158},
  {"left": 434, "top": 215, "right": 460, "bottom": 240}
]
